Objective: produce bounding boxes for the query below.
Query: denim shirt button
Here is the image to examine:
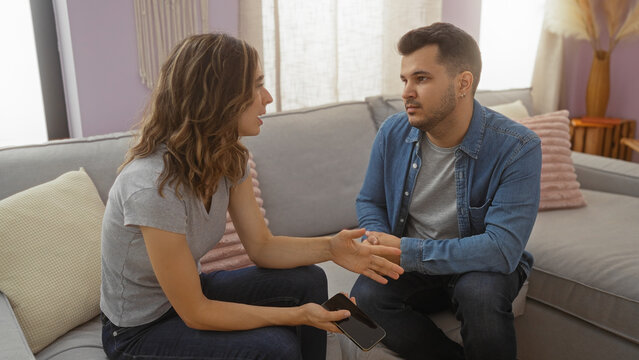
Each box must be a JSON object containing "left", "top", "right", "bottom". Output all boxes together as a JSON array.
[
  {"left": 113, "top": 331, "right": 118, "bottom": 336},
  {"left": 412, "top": 163, "right": 417, "bottom": 169},
  {"left": 404, "top": 191, "right": 409, "bottom": 196},
  {"left": 399, "top": 218, "right": 404, "bottom": 223}
]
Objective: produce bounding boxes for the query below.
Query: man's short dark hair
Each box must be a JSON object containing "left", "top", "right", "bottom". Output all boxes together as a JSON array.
[{"left": 398, "top": 22, "right": 482, "bottom": 94}]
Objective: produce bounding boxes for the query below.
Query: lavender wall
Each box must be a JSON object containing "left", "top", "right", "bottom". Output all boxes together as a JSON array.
[
  {"left": 441, "top": 0, "right": 482, "bottom": 40},
  {"left": 561, "top": 38, "right": 639, "bottom": 162},
  {"left": 64, "top": 0, "right": 239, "bottom": 137}
]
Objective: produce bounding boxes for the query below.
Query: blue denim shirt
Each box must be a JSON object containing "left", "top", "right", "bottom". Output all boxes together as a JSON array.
[{"left": 357, "top": 100, "right": 541, "bottom": 276}]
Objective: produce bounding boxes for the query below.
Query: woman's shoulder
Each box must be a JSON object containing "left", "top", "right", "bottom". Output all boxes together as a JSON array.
[{"left": 112, "top": 151, "right": 166, "bottom": 199}]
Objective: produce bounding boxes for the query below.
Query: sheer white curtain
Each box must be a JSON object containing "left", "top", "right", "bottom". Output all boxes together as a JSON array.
[
  {"left": 478, "top": 0, "right": 546, "bottom": 91},
  {"left": 240, "top": 0, "right": 442, "bottom": 112}
]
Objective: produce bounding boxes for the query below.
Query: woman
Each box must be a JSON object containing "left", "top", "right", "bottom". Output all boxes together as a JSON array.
[{"left": 100, "top": 33, "right": 403, "bottom": 360}]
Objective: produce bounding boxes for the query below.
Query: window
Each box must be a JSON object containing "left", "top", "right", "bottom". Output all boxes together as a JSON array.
[
  {"left": 260, "top": 0, "right": 441, "bottom": 112},
  {"left": 0, "top": 2, "right": 47, "bottom": 147},
  {"left": 478, "top": 0, "right": 546, "bottom": 90}
]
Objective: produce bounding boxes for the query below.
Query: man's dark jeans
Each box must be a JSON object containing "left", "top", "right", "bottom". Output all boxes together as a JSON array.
[
  {"left": 102, "top": 265, "right": 328, "bottom": 360},
  {"left": 351, "top": 266, "right": 526, "bottom": 360}
]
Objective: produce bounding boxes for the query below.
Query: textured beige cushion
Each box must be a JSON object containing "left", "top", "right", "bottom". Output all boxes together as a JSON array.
[
  {"left": 517, "top": 110, "right": 587, "bottom": 210},
  {"left": 488, "top": 100, "right": 531, "bottom": 120},
  {"left": 0, "top": 169, "right": 104, "bottom": 353},
  {"left": 199, "top": 154, "right": 265, "bottom": 273}
]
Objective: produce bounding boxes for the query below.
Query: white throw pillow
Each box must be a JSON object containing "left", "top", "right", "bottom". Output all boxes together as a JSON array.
[
  {"left": 488, "top": 100, "right": 531, "bottom": 120},
  {"left": 0, "top": 169, "right": 104, "bottom": 353}
]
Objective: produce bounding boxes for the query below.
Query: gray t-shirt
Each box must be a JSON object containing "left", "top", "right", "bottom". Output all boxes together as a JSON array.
[
  {"left": 404, "top": 135, "right": 460, "bottom": 240},
  {"left": 100, "top": 149, "right": 248, "bottom": 327}
]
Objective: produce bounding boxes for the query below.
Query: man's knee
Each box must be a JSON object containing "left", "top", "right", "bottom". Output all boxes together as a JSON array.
[
  {"left": 453, "top": 272, "right": 514, "bottom": 309},
  {"left": 351, "top": 275, "right": 404, "bottom": 315},
  {"left": 350, "top": 275, "right": 382, "bottom": 312},
  {"left": 452, "top": 272, "right": 518, "bottom": 332}
]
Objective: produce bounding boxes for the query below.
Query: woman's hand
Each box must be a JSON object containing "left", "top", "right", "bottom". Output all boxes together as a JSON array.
[
  {"left": 299, "top": 303, "right": 350, "bottom": 333},
  {"left": 329, "top": 228, "right": 404, "bottom": 284},
  {"left": 362, "top": 231, "right": 401, "bottom": 265}
]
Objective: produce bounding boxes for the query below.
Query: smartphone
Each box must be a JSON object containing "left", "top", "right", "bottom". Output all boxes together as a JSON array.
[{"left": 322, "top": 293, "right": 386, "bottom": 351}]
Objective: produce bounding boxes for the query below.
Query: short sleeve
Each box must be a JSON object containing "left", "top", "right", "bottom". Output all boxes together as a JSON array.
[
  {"left": 227, "top": 158, "right": 251, "bottom": 190},
  {"left": 123, "top": 187, "right": 187, "bottom": 234}
]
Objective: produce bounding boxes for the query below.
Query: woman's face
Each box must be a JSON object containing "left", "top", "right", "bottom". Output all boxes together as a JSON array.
[{"left": 238, "top": 66, "right": 273, "bottom": 137}]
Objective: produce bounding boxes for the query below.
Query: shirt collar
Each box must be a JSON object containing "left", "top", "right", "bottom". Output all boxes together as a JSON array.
[{"left": 458, "top": 99, "right": 486, "bottom": 159}]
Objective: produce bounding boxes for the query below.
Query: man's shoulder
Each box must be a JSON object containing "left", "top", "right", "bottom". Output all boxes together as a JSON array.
[
  {"left": 378, "top": 111, "right": 410, "bottom": 133},
  {"left": 482, "top": 106, "right": 539, "bottom": 145}
]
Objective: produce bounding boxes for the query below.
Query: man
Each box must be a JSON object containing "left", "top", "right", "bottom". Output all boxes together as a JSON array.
[{"left": 350, "top": 22, "right": 541, "bottom": 360}]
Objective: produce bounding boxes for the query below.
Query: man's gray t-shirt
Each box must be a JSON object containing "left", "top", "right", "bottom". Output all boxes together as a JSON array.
[
  {"left": 404, "top": 135, "right": 460, "bottom": 241},
  {"left": 100, "top": 149, "right": 248, "bottom": 327}
]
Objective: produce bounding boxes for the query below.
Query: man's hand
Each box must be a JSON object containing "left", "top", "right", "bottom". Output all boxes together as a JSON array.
[
  {"left": 329, "top": 228, "right": 404, "bottom": 284},
  {"left": 363, "top": 231, "right": 401, "bottom": 266}
]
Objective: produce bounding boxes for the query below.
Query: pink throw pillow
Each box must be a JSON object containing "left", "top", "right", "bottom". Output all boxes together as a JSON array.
[
  {"left": 199, "top": 153, "right": 267, "bottom": 272},
  {"left": 516, "top": 110, "right": 586, "bottom": 211}
]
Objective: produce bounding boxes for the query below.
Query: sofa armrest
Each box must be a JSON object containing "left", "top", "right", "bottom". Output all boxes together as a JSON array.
[
  {"left": 572, "top": 152, "right": 639, "bottom": 198},
  {"left": 0, "top": 292, "right": 35, "bottom": 359}
]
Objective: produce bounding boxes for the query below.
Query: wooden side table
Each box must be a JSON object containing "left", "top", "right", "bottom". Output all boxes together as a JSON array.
[{"left": 570, "top": 117, "right": 636, "bottom": 160}]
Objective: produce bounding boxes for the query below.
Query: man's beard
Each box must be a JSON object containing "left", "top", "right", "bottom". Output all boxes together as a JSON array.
[{"left": 408, "top": 83, "right": 457, "bottom": 132}]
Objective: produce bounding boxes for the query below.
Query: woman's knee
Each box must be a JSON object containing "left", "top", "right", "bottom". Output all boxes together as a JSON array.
[
  {"left": 234, "top": 327, "right": 303, "bottom": 360},
  {"left": 288, "top": 265, "right": 327, "bottom": 303}
]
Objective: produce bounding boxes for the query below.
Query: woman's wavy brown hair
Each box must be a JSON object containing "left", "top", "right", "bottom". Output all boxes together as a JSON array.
[{"left": 121, "top": 33, "right": 258, "bottom": 200}]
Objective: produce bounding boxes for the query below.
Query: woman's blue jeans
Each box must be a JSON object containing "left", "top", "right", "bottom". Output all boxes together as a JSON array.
[
  {"left": 102, "top": 265, "right": 328, "bottom": 360},
  {"left": 350, "top": 266, "right": 526, "bottom": 360}
]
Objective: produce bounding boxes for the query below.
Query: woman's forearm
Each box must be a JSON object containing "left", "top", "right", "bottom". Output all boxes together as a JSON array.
[
  {"left": 183, "top": 298, "right": 304, "bottom": 331},
  {"left": 247, "top": 235, "right": 333, "bottom": 268}
]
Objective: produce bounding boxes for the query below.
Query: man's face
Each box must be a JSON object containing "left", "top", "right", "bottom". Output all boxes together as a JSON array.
[{"left": 400, "top": 45, "right": 457, "bottom": 132}]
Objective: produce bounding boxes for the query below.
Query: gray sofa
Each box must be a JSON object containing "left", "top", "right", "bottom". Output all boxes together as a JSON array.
[{"left": 1, "top": 89, "right": 638, "bottom": 359}]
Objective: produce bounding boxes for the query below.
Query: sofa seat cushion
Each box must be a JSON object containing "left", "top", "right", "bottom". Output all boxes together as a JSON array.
[
  {"left": 35, "top": 316, "right": 106, "bottom": 360},
  {"left": 526, "top": 189, "right": 639, "bottom": 343}
]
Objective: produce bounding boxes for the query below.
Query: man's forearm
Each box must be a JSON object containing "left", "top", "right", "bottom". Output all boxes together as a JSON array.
[{"left": 400, "top": 231, "right": 525, "bottom": 275}]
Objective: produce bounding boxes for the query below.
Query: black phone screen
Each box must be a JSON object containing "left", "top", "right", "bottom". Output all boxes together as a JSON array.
[{"left": 322, "top": 293, "right": 386, "bottom": 351}]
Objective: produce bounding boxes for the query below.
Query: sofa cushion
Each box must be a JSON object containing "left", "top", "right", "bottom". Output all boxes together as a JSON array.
[
  {"left": 516, "top": 110, "right": 586, "bottom": 210},
  {"left": 572, "top": 151, "right": 639, "bottom": 198},
  {"left": 487, "top": 100, "right": 531, "bottom": 120},
  {"left": 34, "top": 316, "right": 105, "bottom": 360},
  {"left": 526, "top": 189, "right": 639, "bottom": 343},
  {"left": 0, "top": 169, "right": 104, "bottom": 353},
  {"left": 242, "top": 101, "right": 378, "bottom": 237},
  {"left": 199, "top": 154, "right": 264, "bottom": 272},
  {"left": 0, "top": 292, "right": 34, "bottom": 359},
  {"left": 0, "top": 132, "right": 133, "bottom": 204}
]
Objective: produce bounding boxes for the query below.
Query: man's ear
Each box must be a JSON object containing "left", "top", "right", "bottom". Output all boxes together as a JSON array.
[{"left": 458, "top": 71, "right": 473, "bottom": 96}]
